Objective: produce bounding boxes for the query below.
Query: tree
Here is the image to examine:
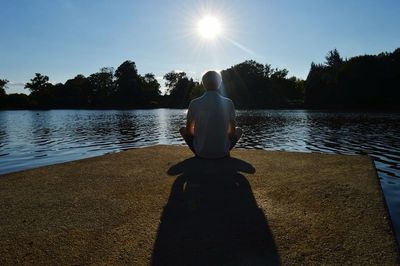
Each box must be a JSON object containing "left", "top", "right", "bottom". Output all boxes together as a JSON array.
[
  {"left": 25, "top": 73, "right": 54, "bottom": 108},
  {"left": 141, "top": 73, "right": 161, "bottom": 105},
  {"left": 163, "top": 71, "right": 196, "bottom": 107},
  {"left": 189, "top": 83, "right": 205, "bottom": 100},
  {"left": 264, "top": 64, "right": 272, "bottom": 78},
  {"left": 305, "top": 48, "right": 400, "bottom": 109},
  {"left": 325, "top": 48, "right": 343, "bottom": 68},
  {"left": 0, "top": 79, "right": 9, "bottom": 108},
  {"left": 305, "top": 62, "right": 328, "bottom": 107},
  {"left": 163, "top": 71, "right": 188, "bottom": 94},
  {"left": 221, "top": 60, "right": 292, "bottom": 108},
  {"left": 2, "top": 93, "right": 30, "bottom": 109},
  {"left": 88, "top": 67, "right": 115, "bottom": 107},
  {"left": 270, "top": 68, "right": 288, "bottom": 80},
  {"left": 0, "top": 79, "right": 8, "bottom": 97},
  {"left": 62, "top": 74, "right": 91, "bottom": 107},
  {"left": 25, "top": 73, "right": 51, "bottom": 94},
  {"left": 114, "top": 60, "right": 141, "bottom": 107},
  {"left": 294, "top": 78, "right": 306, "bottom": 101}
]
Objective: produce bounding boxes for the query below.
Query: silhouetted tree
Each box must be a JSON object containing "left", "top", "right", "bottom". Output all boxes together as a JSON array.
[
  {"left": 163, "top": 71, "right": 196, "bottom": 107},
  {"left": 25, "top": 73, "right": 51, "bottom": 94},
  {"left": 305, "top": 49, "right": 344, "bottom": 108},
  {"left": 294, "top": 78, "right": 306, "bottom": 102},
  {"left": 2, "top": 48, "right": 399, "bottom": 110},
  {"left": 114, "top": 61, "right": 141, "bottom": 107},
  {"left": 221, "top": 60, "right": 299, "bottom": 108},
  {"left": 305, "top": 48, "right": 400, "bottom": 109},
  {"left": 0, "top": 79, "right": 8, "bottom": 96},
  {"left": 189, "top": 83, "right": 205, "bottom": 100},
  {"left": 141, "top": 73, "right": 161, "bottom": 106},
  {"left": 270, "top": 68, "right": 289, "bottom": 79},
  {"left": 61, "top": 74, "right": 91, "bottom": 107},
  {"left": 325, "top": 48, "right": 344, "bottom": 68},
  {"left": 0, "top": 79, "right": 32, "bottom": 109},
  {"left": 88, "top": 67, "right": 115, "bottom": 107},
  {"left": 2, "top": 93, "right": 31, "bottom": 109},
  {"left": 164, "top": 71, "right": 188, "bottom": 94},
  {"left": 25, "top": 73, "right": 54, "bottom": 108},
  {"left": 305, "top": 62, "right": 327, "bottom": 107},
  {"left": 0, "top": 79, "right": 8, "bottom": 108}
]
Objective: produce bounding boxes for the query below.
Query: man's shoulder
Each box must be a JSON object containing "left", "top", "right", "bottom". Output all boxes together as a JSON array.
[
  {"left": 189, "top": 92, "right": 234, "bottom": 107},
  {"left": 221, "top": 95, "right": 233, "bottom": 103},
  {"left": 189, "top": 96, "right": 202, "bottom": 106},
  {"left": 218, "top": 94, "right": 234, "bottom": 106},
  {"left": 188, "top": 95, "right": 205, "bottom": 110}
]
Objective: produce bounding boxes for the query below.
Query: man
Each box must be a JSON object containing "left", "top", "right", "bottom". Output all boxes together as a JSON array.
[{"left": 180, "top": 71, "right": 242, "bottom": 159}]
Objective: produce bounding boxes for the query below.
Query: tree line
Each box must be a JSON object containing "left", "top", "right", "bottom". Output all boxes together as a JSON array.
[
  {"left": 306, "top": 48, "right": 400, "bottom": 109},
  {"left": 1, "top": 48, "right": 399, "bottom": 110},
  {"left": 0, "top": 61, "right": 162, "bottom": 109}
]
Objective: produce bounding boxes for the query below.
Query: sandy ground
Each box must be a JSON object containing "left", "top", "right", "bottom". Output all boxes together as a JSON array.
[{"left": 0, "top": 145, "right": 398, "bottom": 265}]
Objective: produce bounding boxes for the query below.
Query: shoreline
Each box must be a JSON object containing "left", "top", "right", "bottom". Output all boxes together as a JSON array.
[{"left": 2, "top": 107, "right": 400, "bottom": 113}]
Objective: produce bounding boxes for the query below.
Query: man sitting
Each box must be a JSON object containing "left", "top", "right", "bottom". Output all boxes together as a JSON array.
[{"left": 180, "top": 70, "right": 242, "bottom": 159}]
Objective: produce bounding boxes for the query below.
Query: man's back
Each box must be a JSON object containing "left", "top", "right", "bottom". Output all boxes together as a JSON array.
[{"left": 187, "top": 91, "right": 235, "bottom": 158}]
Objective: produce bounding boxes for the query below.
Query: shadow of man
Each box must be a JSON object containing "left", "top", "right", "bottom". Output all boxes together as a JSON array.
[{"left": 152, "top": 157, "right": 281, "bottom": 265}]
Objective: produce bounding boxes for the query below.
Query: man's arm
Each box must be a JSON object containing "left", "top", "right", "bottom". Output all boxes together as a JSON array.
[
  {"left": 228, "top": 101, "right": 236, "bottom": 139},
  {"left": 186, "top": 119, "right": 195, "bottom": 136},
  {"left": 186, "top": 102, "right": 195, "bottom": 136},
  {"left": 228, "top": 120, "right": 236, "bottom": 139}
]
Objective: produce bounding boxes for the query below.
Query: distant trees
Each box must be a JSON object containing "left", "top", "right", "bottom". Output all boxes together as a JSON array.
[
  {"left": 189, "top": 83, "right": 205, "bottom": 100},
  {"left": 0, "top": 79, "right": 30, "bottom": 109},
  {"left": 25, "top": 73, "right": 51, "bottom": 94},
  {"left": 305, "top": 49, "right": 344, "bottom": 107},
  {"left": 325, "top": 48, "right": 344, "bottom": 68},
  {"left": 25, "top": 73, "right": 54, "bottom": 108},
  {"left": 221, "top": 60, "right": 303, "bottom": 108},
  {"left": 3, "top": 93, "right": 30, "bottom": 109},
  {"left": 141, "top": 73, "right": 161, "bottom": 106},
  {"left": 114, "top": 61, "right": 140, "bottom": 107},
  {"left": 0, "top": 60, "right": 163, "bottom": 109},
  {"left": 113, "top": 61, "right": 163, "bottom": 108},
  {"left": 88, "top": 67, "right": 115, "bottom": 107},
  {"left": 305, "top": 48, "right": 400, "bottom": 109},
  {"left": 163, "top": 71, "right": 197, "bottom": 107},
  {"left": 0, "top": 79, "right": 8, "bottom": 96},
  {"left": 0, "top": 79, "right": 8, "bottom": 106},
  {"left": 1, "top": 47, "right": 399, "bottom": 110},
  {"left": 61, "top": 75, "right": 91, "bottom": 107}
]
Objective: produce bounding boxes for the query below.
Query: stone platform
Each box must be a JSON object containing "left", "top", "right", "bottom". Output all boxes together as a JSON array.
[{"left": 0, "top": 145, "right": 398, "bottom": 265}]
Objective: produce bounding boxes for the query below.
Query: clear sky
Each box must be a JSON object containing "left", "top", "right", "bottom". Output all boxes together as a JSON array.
[{"left": 1, "top": 0, "right": 400, "bottom": 94}]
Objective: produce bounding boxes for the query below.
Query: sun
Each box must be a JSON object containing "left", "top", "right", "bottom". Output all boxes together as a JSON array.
[{"left": 197, "top": 16, "right": 222, "bottom": 40}]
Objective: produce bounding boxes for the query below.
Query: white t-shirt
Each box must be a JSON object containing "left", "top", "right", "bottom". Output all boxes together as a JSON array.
[{"left": 187, "top": 90, "right": 236, "bottom": 158}]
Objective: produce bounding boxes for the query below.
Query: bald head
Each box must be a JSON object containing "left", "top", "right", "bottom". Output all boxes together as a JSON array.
[{"left": 202, "top": 71, "right": 222, "bottom": 91}]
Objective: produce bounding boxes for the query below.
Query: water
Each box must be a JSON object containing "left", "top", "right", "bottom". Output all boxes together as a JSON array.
[{"left": 1, "top": 109, "right": 399, "bottom": 243}]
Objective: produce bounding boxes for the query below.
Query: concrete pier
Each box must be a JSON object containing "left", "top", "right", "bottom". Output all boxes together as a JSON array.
[{"left": 0, "top": 145, "right": 398, "bottom": 265}]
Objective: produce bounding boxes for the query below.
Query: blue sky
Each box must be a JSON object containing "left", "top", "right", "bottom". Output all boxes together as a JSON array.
[{"left": 1, "top": 0, "right": 400, "bottom": 94}]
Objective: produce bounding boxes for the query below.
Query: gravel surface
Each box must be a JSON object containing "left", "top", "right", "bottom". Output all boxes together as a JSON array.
[{"left": 0, "top": 145, "right": 398, "bottom": 265}]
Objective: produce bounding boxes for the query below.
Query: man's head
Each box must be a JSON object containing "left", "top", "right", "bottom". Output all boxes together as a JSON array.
[{"left": 202, "top": 71, "right": 222, "bottom": 91}]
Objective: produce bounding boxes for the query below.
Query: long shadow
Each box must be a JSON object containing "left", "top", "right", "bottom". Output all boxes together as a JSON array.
[{"left": 152, "top": 157, "right": 280, "bottom": 265}]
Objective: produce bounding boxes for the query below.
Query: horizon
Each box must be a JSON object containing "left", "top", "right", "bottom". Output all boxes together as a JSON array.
[{"left": 1, "top": 0, "right": 400, "bottom": 94}]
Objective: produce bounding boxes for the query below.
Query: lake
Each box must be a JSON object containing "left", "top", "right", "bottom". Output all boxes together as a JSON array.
[{"left": 1, "top": 109, "right": 399, "bottom": 242}]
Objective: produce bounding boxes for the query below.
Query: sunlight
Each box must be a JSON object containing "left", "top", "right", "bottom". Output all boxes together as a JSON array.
[
  {"left": 197, "top": 16, "right": 222, "bottom": 39},
  {"left": 170, "top": 2, "right": 257, "bottom": 73}
]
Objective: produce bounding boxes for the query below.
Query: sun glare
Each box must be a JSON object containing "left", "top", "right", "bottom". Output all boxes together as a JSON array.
[{"left": 197, "top": 16, "right": 222, "bottom": 40}]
